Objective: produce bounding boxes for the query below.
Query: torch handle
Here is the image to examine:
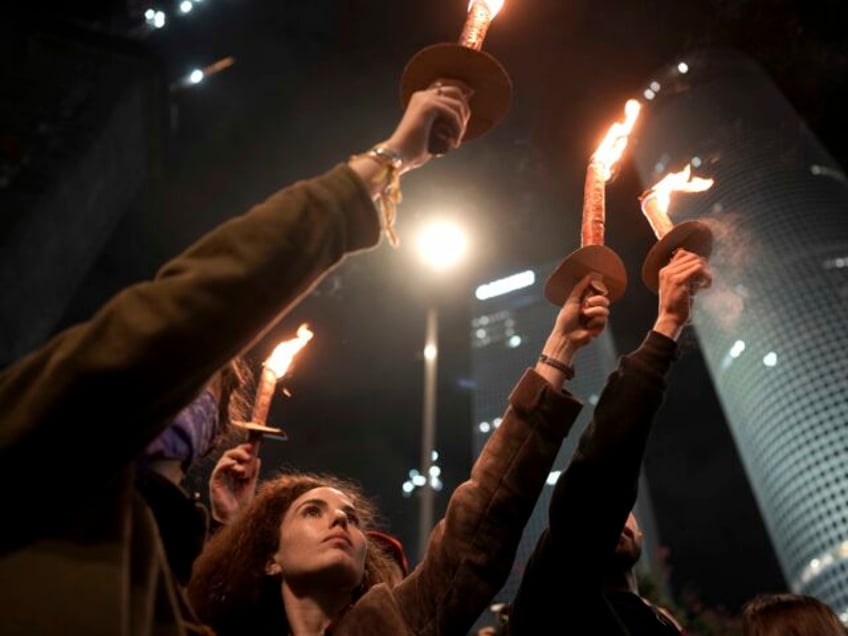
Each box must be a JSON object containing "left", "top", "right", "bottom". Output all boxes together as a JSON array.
[
  {"left": 428, "top": 120, "right": 455, "bottom": 156},
  {"left": 579, "top": 275, "right": 608, "bottom": 328},
  {"left": 247, "top": 430, "right": 263, "bottom": 458}
]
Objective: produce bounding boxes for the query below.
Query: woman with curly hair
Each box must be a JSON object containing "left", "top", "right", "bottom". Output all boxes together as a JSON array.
[{"left": 190, "top": 472, "right": 400, "bottom": 635}]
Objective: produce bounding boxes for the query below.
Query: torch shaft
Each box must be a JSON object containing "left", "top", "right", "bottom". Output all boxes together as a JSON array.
[
  {"left": 459, "top": 1, "right": 492, "bottom": 51},
  {"left": 640, "top": 194, "right": 675, "bottom": 240},
  {"left": 251, "top": 366, "right": 277, "bottom": 426},
  {"left": 581, "top": 161, "right": 606, "bottom": 247}
]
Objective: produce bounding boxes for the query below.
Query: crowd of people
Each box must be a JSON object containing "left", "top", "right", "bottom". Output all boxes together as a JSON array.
[{"left": 1, "top": 65, "right": 845, "bottom": 636}]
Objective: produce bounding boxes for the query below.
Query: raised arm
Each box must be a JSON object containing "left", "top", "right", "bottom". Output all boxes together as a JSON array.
[
  {"left": 0, "top": 84, "right": 471, "bottom": 505},
  {"left": 387, "top": 275, "right": 608, "bottom": 634},
  {"left": 510, "top": 249, "right": 712, "bottom": 631}
]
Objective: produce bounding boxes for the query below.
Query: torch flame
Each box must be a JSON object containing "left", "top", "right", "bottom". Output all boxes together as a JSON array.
[
  {"left": 468, "top": 0, "right": 504, "bottom": 18},
  {"left": 265, "top": 324, "right": 314, "bottom": 377},
  {"left": 592, "top": 99, "right": 642, "bottom": 181},
  {"left": 648, "top": 164, "right": 714, "bottom": 214}
]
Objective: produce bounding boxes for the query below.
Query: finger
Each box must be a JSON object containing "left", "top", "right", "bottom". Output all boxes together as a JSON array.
[
  {"left": 228, "top": 448, "right": 253, "bottom": 462},
  {"left": 583, "top": 294, "right": 611, "bottom": 309},
  {"left": 582, "top": 306, "right": 610, "bottom": 322},
  {"left": 568, "top": 274, "right": 603, "bottom": 305},
  {"left": 674, "top": 260, "right": 711, "bottom": 288},
  {"left": 428, "top": 102, "right": 466, "bottom": 149}
]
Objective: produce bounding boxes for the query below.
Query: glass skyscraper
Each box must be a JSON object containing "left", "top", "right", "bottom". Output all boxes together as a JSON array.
[{"left": 631, "top": 49, "right": 848, "bottom": 616}]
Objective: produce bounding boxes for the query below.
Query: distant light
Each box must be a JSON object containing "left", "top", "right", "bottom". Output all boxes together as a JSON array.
[
  {"left": 144, "top": 8, "right": 155, "bottom": 19},
  {"left": 189, "top": 69, "right": 204, "bottom": 84},
  {"left": 763, "top": 352, "right": 778, "bottom": 367},
  {"left": 412, "top": 475, "right": 426, "bottom": 487},
  {"left": 507, "top": 335, "right": 522, "bottom": 348},
  {"left": 430, "top": 476, "right": 443, "bottom": 491},
  {"left": 424, "top": 344, "right": 437, "bottom": 360},
  {"left": 643, "top": 88, "right": 656, "bottom": 100},
  {"left": 408, "top": 469, "right": 420, "bottom": 478},
  {"left": 153, "top": 10, "right": 166, "bottom": 28},
  {"left": 431, "top": 450, "right": 439, "bottom": 462},
  {"left": 179, "top": 0, "right": 193, "bottom": 13},
  {"left": 492, "top": 417, "right": 502, "bottom": 428},
  {"left": 691, "top": 156, "right": 702, "bottom": 168},
  {"left": 417, "top": 220, "right": 467, "bottom": 271},
  {"left": 475, "top": 270, "right": 535, "bottom": 300},
  {"left": 428, "top": 465, "right": 441, "bottom": 477},
  {"left": 402, "top": 481, "right": 414, "bottom": 494},
  {"left": 588, "top": 394, "right": 599, "bottom": 406},
  {"left": 478, "top": 421, "right": 491, "bottom": 433},
  {"left": 546, "top": 471, "right": 562, "bottom": 486},
  {"left": 650, "top": 81, "right": 661, "bottom": 92},
  {"left": 729, "top": 340, "right": 746, "bottom": 358},
  {"left": 677, "top": 61, "right": 689, "bottom": 74}
]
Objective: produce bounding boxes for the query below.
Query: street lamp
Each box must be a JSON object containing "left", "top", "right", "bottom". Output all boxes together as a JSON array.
[{"left": 415, "top": 220, "right": 467, "bottom": 559}]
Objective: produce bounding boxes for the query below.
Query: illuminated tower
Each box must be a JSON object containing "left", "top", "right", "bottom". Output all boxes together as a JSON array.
[
  {"left": 631, "top": 49, "right": 848, "bottom": 616},
  {"left": 469, "top": 263, "right": 661, "bottom": 628}
]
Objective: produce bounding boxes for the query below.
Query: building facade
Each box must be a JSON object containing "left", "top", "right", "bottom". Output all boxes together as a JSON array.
[{"left": 631, "top": 49, "right": 848, "bottom": 616}]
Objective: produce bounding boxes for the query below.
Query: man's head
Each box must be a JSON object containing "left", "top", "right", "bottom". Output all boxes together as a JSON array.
[{"left": 611, "top": 511, "right": 644, "bottom": 572}]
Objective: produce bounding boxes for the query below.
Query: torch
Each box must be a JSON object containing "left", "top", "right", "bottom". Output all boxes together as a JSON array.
[
  {"left": 235, "top": 324, "right": 314, "bottom": 454},
  {"left": 400, "top": 0, "right": 512, "bottom": 155},
  {"left": 640, "top": 164, "right": 714, "bottom": 293},
  {"left": 544, "top": 99, "right": 642, "bottom": 306}
]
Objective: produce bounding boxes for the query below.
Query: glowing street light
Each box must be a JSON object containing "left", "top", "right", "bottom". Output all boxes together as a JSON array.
[{"left": 415, "top": 219, "right": 467, "bottom": 559}]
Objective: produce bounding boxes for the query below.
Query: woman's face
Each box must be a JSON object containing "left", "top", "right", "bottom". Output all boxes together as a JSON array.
[{"left": 268, "top": 486, "right": 368, "bottom": 589}]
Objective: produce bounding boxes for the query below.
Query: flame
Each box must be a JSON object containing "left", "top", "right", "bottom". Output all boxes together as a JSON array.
[
  {"left": 648, "top": 164, "right": 714, "bottom": 214},
  {"left": 592, "top": 99, "right": 642, "bottom": 181},
  {"left": 265, "top": 324, "right": 314, "bottom": 377},
  {"left": 468, "top": 0, "right": 504, "bottom": 18}
]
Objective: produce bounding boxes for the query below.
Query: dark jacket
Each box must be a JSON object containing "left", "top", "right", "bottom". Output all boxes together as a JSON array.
[
  {"left": 508, "top": 331, "right": 683, "bottom": 636},
  {"left": 0, "top": 164, "right": 380, "bottom": 636}
]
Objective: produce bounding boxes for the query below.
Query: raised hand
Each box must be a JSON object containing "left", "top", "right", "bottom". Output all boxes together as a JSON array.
[
  {"left": 536, "top": 274, "right": 611, "bottom": 387},
  {"left": 383, "top": 81, "right": 472, "bottom": 171},
  {"left": 209, "top": 441, "right": 261, "bottom": 525},
  {"left": 653, "top": 249, "right": 713, "bottom": 341}
]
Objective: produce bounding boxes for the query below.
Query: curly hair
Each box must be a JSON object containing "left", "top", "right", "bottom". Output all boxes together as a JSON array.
[
  {"left": 187, "top": 472, "right": 398, "bottom": 636},
  {"left": 742, "top": 593, "right": 848, "bottom": 636}
]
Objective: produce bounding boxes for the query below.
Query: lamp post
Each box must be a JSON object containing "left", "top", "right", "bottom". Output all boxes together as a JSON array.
[{"left": 415, "top": 219, "right": 467, "bottom": 559}]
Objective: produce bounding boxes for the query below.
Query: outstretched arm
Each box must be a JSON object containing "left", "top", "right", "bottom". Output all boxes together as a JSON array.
[
  {"left": 0, "top": 84, "right": 471, "bottom": 510},
  {"left": 388, "top": 275, "right": 609, "bottom": 634}
]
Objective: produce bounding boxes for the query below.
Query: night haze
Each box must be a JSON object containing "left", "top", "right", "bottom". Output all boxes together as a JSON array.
[{"left": 4, "top": 0, "right": 847, "bottom": 627}]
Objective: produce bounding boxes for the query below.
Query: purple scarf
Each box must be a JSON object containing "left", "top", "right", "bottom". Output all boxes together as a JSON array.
[{"left": 143, "top": 389, "right": 220, "bottom": 471}]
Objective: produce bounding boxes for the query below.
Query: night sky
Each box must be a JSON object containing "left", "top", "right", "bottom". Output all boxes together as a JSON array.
[{"left": 23, "top": 0, "right": 848, "bottom": 618}]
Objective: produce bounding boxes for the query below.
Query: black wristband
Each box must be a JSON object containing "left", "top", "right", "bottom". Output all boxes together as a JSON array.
[{"left": 538, "top": 354, "right": 575, "bottom": 380}]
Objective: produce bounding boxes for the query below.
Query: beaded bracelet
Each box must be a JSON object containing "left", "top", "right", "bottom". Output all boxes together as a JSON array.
[
  {"left": 354, "top": 144, "right": 404, "bottom": 248},
  {"left": 538, "top": 353, "right": 575, "bottom": 380}
]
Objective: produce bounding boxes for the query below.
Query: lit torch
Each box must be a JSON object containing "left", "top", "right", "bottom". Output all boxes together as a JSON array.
[
  {"left": 583, "top": 99, "right": 642, "bottom": 248},
  {"left": 237, "top": 324, "right": 314, "bottom": 451},
  {"left": 459, "top": 0, "right": 505, "bottom": 51},
  {"left": 400, "top": 0, "right": 512, "bottom": 154},
  {"left": 640, "top": 164, "right": 715, "bottom": 293},
  {"left": 543, "top": 100, "right": 642, "bottom": 307}
]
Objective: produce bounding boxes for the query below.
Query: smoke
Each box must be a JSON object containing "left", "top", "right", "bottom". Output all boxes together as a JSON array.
[{"left": 694, "top": 209, "right": 757, "bottom": 332}]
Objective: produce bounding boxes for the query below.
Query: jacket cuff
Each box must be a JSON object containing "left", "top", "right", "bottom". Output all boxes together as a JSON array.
[
  {"left": 625, "top": 330, "right": 679, "bottom": 379},
  {"left": 509, "top": 369, "right": 583, "bottom": 436},
  {"left": 333, "top": 163, "right": 382, "bottom": 251}
]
